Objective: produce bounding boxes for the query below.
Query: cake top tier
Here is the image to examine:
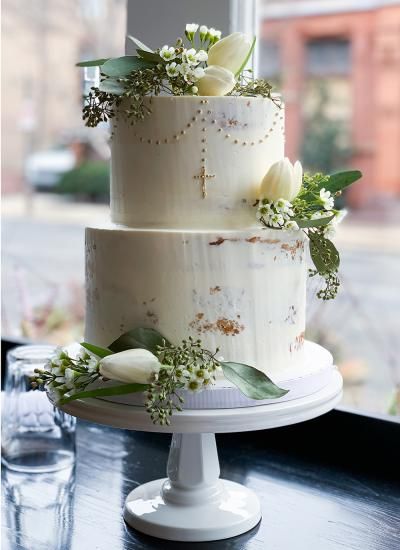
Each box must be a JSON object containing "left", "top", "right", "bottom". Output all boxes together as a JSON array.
[{"left": 111, "top": 96, "right": 284, "bottom": 230}]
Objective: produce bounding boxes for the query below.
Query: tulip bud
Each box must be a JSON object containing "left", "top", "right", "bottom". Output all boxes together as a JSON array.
[
  {"left": 99, "top": 349, "right": 161, "bottom": 385},
  {"left": 207, "top": 32, "right": 253, "bottom": 75},
  {"left": 196, "top": 65, "right": 236, "bottom": 96},
  {"left": 260, "top": 158, "right": 303, "bottom": 202}
]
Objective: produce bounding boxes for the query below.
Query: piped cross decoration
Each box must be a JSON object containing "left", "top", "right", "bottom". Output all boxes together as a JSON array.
[{"left": 194, "top": 165, "right": 216, "bottom": 199}]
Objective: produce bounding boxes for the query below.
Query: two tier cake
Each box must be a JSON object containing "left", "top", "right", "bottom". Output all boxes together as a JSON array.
[
  {"left": 85, "top": 96, "right": 307, "bottom": 380},
  {"left": 35, "top": 24, "right": 360, "bottom": 418}
]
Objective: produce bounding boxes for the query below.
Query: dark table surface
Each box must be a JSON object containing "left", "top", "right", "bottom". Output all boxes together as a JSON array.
[{"left": 2, "top": 412, "right": 400, "bottom": 550}]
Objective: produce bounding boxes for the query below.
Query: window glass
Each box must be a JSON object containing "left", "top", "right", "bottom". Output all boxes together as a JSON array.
[{"left": 2, "top": 0, "right": 126, "bottom": 344}]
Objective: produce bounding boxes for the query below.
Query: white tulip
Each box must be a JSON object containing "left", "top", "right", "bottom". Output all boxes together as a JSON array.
[
  {"left": 99, "top": 349, "right": 161, "bottom": 385},
  {"left": 196, "top": 65, "right": 236, "bottom": 96},
  {"left": 207, "top": 32, "right": 253, "bottom": 75},
  {"left": 259, "top": 158, "right": 303, "bottom": 202}
]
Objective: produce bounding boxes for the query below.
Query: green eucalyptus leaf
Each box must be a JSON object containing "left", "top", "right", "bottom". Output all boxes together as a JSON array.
[
  {"left": 127, "top": 35, "right": 153, "bottom": 53},
  {"left": 136, "top": 49, "right": 162, "bottom": 63},
  {"left": 80, "top": 342, "right": 114, "bottom": 358},
  {"left": 76, "top": 58, "right": 109, "bottom": 67},
  {"left": 59, "top": 382, "right": 148, "bottom": 404},
  {"left": 221, "top": 361, "right": 288, "bottom": 400},
  {"left": 101, "top": 56, "right": 153, "bottom": 77},
  {"left": 309, "top": 234, "right": 340, "bottom": 274},
  {"left": 326, "top": 170, "right": 362, "bottom": 194},
  {"left": 294, "top": 214, "right": 335, "bottom": 228},
  {"left": 98, "top": 78, "right": 127, "bottom": 95},
  {"left": 109, "top": 327, "right": 170, "bottom": 354},
  {"left": 235, "top": 36, "right": 256, "bottom": 78}
]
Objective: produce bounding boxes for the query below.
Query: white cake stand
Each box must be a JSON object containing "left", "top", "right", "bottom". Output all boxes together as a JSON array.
[{"left": 57, "top": 354, "right": 342, "bottom": 542}]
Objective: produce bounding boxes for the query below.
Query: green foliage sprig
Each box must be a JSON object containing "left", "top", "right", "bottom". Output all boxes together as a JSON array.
[{"left": 146, "top": 337, "right": 220, "bottom": 425}]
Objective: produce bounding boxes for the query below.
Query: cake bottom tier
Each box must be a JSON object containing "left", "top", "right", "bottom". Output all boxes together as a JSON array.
[{"left": 85, "top": 226, "right": 307, "bottom": 376}]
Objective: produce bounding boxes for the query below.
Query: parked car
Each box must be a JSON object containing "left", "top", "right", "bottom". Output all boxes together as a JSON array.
[{"left": 25, "top": 147, "right": 76, "bottom": 189}]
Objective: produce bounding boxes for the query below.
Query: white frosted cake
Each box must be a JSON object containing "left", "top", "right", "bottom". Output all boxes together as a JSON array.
[{"left": 85, "top": 96, "right": 307, "bottom": 379}]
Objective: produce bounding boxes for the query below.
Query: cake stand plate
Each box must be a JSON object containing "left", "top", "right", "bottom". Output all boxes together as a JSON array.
[{"left": 57, "top": 364, "right": 342, "bottom": 542}]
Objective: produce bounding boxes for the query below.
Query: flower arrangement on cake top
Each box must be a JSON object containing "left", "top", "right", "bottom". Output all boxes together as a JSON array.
[{"left": 78, "top": 24, "right": 272, "bottom": 126}]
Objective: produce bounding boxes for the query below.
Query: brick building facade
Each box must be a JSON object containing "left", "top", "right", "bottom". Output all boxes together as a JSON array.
[{"left": 260, "top": 1, "right": 400, "bottom": 204}]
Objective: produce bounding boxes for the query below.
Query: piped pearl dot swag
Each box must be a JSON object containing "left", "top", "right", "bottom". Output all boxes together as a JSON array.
[{"left": 132, "top": 98, "right": 284, "bottom": 199}]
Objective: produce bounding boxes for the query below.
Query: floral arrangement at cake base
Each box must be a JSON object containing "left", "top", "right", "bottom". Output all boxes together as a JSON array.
[{"left": 32, "top": 327, "right": 288, "bottom": 425}]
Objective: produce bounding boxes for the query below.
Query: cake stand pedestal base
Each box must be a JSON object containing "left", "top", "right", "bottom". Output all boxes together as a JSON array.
[
  {"left": 58, "top": 366, "right": 342, "bottom": 542},
  {"left": 124, "top": 433, "right": 260, "bottom": 541}
]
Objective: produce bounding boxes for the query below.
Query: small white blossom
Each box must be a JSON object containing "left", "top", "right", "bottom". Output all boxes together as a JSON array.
[
  {"left": 257, "top": 202, "right": 273, "bottom": 219},
  {"left": 285, "top": 220, "right": 299, "bottom": 231},
  {"left": 270, "top": 213, "right": 285, "bottom": 228},
  {"left": 160, "top": 45, "right": 176, "bottom": 61},
  {"left": 320, "top": 188, "right": 334, "bottom": 210},
  {"left": 199, "top": 25, "right": 209, "bottom": 37},
  {"left": 186, "top": 377, "right": 202, "bottom": 392},
  {"left": 274, "top": 198, "right": 293, "bottom": 214},
  {"left": 209, "top": 28, "right": 222, "bottom": 40},
  {"left": 166, "top": 62, "right": 180, "bottom": 78},
  {"left": 182, "top": 48, "right": 199, "bottom": 65},
  {"left": 195, "top": 49, "right": 208, "bottom": 62},
  {"left": 192, "top": 66, "right": 205, "bottom": 80},
  {"left": 179, "top": 62, "right": 191, "bottom": 76},
  {"left": 191, "top": 86, "right": 199, "bottom": 94},
  {"left": 186, "top": 23, "right": 199, "bottom": 34}
]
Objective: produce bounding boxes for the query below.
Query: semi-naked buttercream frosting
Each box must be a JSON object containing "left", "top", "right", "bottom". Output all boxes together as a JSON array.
[
  {"left": 85, "top": 96, "right": 307, "bottom": 376},
  {"left": 111, "top": 96, "right": 284, "bottom": 229}
]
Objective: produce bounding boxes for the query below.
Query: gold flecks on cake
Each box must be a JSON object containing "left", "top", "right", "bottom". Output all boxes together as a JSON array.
[
  {"left": 209, "top": 285, "right": 222, "bottom": 294},
  {"left": 289, "top": 331, "right": 305, "bottom": 353},
  {"left": 281, "top": 240, "right": 305, "bottom": 260},
  {"left": 189, "top": 314, "right": 244, "bottom": 336}
]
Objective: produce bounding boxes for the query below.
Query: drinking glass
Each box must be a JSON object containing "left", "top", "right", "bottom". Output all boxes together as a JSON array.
[{"left": 2, "top": 345, "right": 76, "bottom": 472}]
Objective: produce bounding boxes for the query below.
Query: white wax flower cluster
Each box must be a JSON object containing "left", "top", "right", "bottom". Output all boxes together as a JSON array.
[
  {"left": 161, "top": 45, "right": 207, "bottom": 86},
  {"left": 41, "top": 348, "right": 99, "bottom": 403},
  {"left": 257, "top": 198, "right": 299, "bottom": 231},
  {"left": 160, "top": 24, "right": 254, "bottom": 96}
]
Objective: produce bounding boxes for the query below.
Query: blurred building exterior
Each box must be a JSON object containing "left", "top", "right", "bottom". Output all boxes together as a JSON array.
[
  {"left": 260, "top": 0, "right": 400, "bottom": 205},
  {"left": 1, "top": 0, "right": 126, "bottom": 194}
]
